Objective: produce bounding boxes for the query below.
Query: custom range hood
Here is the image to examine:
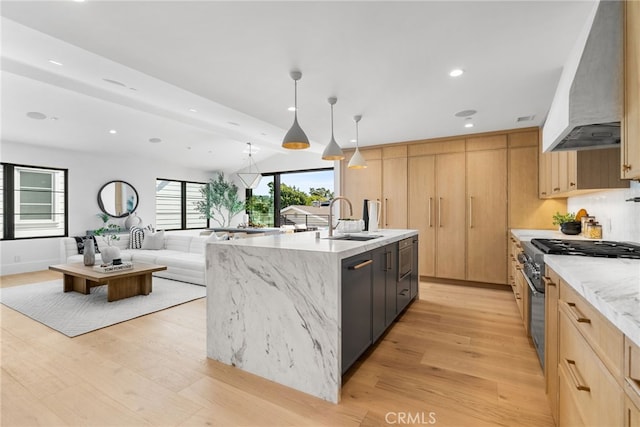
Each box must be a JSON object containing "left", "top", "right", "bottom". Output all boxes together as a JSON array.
[{"left": 542, "top": 0, "right": 623, "bottom": 152}]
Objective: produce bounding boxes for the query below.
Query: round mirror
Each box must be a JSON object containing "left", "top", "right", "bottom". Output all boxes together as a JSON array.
[{"left": 97, "top": 180, "right": 139, "bottom": 218}]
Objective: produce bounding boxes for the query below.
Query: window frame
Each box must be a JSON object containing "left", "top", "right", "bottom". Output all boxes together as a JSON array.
[
  {"left": 1, "top": 162, "right": 69, "bottom": 240},
  {"left": 155, "top": 178, "right": 210, "bottom": 231},
  {"left": 246, "top": 167, "right": 333, "bottom": 227}
]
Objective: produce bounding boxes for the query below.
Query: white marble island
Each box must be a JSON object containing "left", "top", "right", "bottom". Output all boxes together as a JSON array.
[{"left": 205, "top": 229, "right": 418, "bottom": 403}]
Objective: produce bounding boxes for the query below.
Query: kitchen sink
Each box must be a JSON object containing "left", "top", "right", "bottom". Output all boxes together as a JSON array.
[{"left": 324, "top": 234, "right": 383, "bottom": 241}]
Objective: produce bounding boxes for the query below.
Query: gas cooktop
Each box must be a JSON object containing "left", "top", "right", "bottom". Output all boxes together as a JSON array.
[{"left": 530, "top": 239, "right": 640, "bottom": 259}]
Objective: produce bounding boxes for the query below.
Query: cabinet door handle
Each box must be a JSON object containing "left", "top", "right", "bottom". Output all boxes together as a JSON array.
[
  {"left": 385, "top": 198, "right": 389, "bottom": 227},
  {"left": 565, "top": 359, "right": 591, "bottom": 392},
  {"left": 542, "top": 276, "right": 555, "bottom": 287},
  {"left": 438, "top": 197, "right": 443, "bottom": 228},
  {"left": 399, "top": 289, "right": 409, "bottom": 296},
  {"left": 569, "top": 182, "right": 576, "bottom": 187},
  {"left": 623, "top": 164, "right": 632, "bottom": 172},
  {"left": 541, "top": 191, "right": 547, "bottom": 196},
  {"left": 553, "top": 187, "right": 560, "bottom": 192},
  {"left": 566, "top": 302, "right": 591, "bottom": 324},
  {"left": 469, "top": 196, "right": 474, "bottom": 228},
  {"left": 349, "top": 259, "right": 373, "bottom": 270},
  {"left": 385, "top": 251, "right": 392, "bottom": 271},
  {"left": 428, "top": 197, "right": 433, "bottom": 227}
]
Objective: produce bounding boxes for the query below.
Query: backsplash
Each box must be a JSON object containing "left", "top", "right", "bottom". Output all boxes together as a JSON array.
[{"left": 567, "top": 181, "right": 640, "bottom": 243}]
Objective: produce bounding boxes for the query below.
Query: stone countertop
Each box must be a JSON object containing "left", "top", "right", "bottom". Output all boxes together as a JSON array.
[
  {"left": 215, "top": 229, "right": 418, "bottom": 259},
  {"left": 545, "top": 255, "right": 640, "bottom": 348},
  {"left": 510, "top": 228, "right": 590, "bottom": 242}
]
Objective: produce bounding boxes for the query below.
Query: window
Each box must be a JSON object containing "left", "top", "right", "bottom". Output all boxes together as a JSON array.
[
  {"left": 246, "top": 168, "right": 333, "bottom": 228},
  {"left": 155, "top": 179, "right": 208, "bottom": 230},
  {"left": 1, "top": 163, "right": 68, "bottom": 239}
]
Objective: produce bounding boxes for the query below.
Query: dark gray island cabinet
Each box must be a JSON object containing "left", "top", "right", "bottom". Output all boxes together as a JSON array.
[
  {"left": 206, "top": 229, "right": 418, "bottom": 403},
  {"left": 342, "top": 237, "right": 419, "bottom": 374}
]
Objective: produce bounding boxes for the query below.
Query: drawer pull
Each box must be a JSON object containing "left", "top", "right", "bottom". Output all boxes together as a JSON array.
[
  {"left": 349, "top": 259, "right": 373, "bottom": 270},
  {"left": 565, "top": 359, "right": 591, "bottom": 392},
  {"left": 542, "top": 276, "right": 555, "bottom": 287},
  {"left": 567, "top": 302, "right": 591, "bottom": 324}
]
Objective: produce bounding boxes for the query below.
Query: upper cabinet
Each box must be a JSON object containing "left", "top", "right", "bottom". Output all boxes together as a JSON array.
[
  {"left": 539, "top": 145, "right": 629, "bottom": 198},
  {"left": 623, "top": 0, "right": 640, "bottom": 179}
]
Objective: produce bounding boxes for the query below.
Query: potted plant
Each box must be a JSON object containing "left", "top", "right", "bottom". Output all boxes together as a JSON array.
[{"left": 552, "top": 212, "right": 581, "bottom": 235}]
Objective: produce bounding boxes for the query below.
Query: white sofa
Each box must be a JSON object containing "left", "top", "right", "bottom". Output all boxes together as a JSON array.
[{"left": 60, "top": 233, "right": 217, "bottom": 286}]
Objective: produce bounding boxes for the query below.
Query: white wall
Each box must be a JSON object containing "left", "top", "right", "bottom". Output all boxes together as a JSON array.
[
  {"left": 0, "top": 141, "right": 217, "bottom": 274},
  {"left": 567, "top": 180, "right": 640, "bottom": 243}
]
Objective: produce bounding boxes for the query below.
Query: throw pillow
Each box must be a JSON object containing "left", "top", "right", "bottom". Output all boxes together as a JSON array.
[
  {"left": 141, "top": 230, "right": 165, "bottom": 250},
  {"left": 129, "top": 226, "right": 144, "bottom": 249},
  {"left": 73, "top": 236, "right": 100, "bottom": 254}
]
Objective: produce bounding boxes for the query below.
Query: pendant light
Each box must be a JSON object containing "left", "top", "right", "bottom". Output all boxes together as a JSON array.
[
  {"left": 322, "top": 97, "right": 345, "bottom": 160},
  {"left": 237, "top": 142, "right": 262, "bottom": 189},
  {"left": 282, "top": 71, "right": 310, "bottom": 150},
  {"left": 348, "top": 115, "right": 367, "bottom": 169}
]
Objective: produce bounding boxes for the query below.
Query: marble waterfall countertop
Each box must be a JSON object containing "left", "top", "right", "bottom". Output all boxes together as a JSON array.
[
  {"left": 511, "top": 228, "right": 640, "bottom": 348},
  {"left": 205, "top": 229, "right": 418, "bottom": 403}
]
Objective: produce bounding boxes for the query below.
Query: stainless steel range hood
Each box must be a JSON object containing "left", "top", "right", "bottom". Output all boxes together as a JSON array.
[{"left": 542, "top": 0, "right": 623, "bottom": 152}]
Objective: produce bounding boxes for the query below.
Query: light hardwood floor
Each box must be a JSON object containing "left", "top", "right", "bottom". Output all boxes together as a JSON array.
[{"left": 1, "top": 271, "right": 553, "bottom": 426}]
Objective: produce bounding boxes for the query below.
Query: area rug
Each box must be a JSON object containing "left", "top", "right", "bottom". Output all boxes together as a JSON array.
[{"left": 0, "top": 277, "right": 206, "bottom": 337}]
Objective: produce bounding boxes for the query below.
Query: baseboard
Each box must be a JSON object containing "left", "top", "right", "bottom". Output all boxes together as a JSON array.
[
  {"left": 421, "top": 276, "right": 511, "bottom": 291},
  {"left": 0, "top": 258, "right": 59, "bottom": 276}
]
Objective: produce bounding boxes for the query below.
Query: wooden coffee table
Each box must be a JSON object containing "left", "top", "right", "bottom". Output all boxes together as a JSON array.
[{"left": 49, "top": 262, "right": 168, "bottom": 302}]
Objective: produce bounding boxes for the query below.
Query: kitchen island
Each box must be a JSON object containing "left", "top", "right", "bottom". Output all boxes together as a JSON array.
[{"left": 205, "top": 229, "right": 418, "bottom": 403}]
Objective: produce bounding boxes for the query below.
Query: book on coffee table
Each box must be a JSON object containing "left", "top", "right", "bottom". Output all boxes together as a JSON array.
[{"left": 93, "top": 262, "right": 134, "bottom": 273}]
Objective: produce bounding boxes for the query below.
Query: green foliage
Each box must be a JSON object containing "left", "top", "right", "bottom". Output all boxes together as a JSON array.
[
  {"left": 552, "top": 211, "right": 576, "bottom": 226},
  {"left": 195, "top": 173, "right": 245, "bottom": 227},
  {"left": 308, "top": 187, "right": 333, "bottom": 204},
  {"left": 94, "top": 213, "right": 120, "bottom": 244},
  {"left": 280, "top": 183, "right": 309, "bottom": 207}
]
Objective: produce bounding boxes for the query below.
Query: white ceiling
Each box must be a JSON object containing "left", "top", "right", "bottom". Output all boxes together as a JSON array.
[{"left": 0, "top": 0, "right": 597, "bottom": 174}]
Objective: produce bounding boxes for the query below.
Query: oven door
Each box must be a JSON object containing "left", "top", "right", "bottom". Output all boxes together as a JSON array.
[
  {"left": 398, "top": 239, "right": 412, "bottom": 281},
  {"left": 521, "top": 269, "right": 545, "bottom": 369}
]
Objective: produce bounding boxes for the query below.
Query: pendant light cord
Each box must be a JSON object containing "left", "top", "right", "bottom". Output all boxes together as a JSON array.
[
  {"left": 294, "top": 80, "right": 298, "bottom": 119},
  {"left": 330, "top": 103, "right": 335, "bottom": 138}
]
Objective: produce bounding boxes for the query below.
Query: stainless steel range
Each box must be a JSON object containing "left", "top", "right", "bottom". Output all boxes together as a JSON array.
[{"left": 520, "top": 238, "right": 640, "bottom": 369}]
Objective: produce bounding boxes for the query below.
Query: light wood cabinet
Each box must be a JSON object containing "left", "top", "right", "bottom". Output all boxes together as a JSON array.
[
  {"left": 408, "top": 149, "right": 465, "bottom": 281},
  {"left": 623, "top": 0, "right": 640, "bottom": 179},
  {"left": 382, "top": 146, "right": 407, "bottom": 229},
  {"left": 541, "top": 145, "right": 628, "bottom": 198},
  {"left": 341, "top": 149, "right": 382, "bottom": 219},
  {"left": 408, "top": 155, "right": 436, "bottom": 277},
  {"left": 546, "top": 265, "right": 630, "bottom": 426},
  {"left": 466, "top": 147, "right": 507, "bottom": 284},
  {"left": 558, "top": 305, "right": 623, "bottom": 426},
  {"left": 434, "top": 152, "right": 466, "bottom": 280},
  {"left": 544, "top": 269, "right": 560, "bottom": 424},
  {"left": 509, "top": 133, "right": 567, "bottom": 229}
]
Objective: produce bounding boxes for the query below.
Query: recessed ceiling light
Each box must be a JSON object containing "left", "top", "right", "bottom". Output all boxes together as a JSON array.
[
  {"left": 109, "top": 129, "right": 117, "bottom": 134},
  {"left": 449, "top": 69, "right": 464, "bottom": 77},
  {"left": 454, "top": 109, "right": 477, "bottom": 117},
  {"left": 464, "top": 123, "right": 474, "bottom": 128},
  {"left": 288, "top": 107, "right": 297, "bottom": 112},
  {"left": 50, "top": 116, "right": 59, "bottom": 121},
  {"left": 149, "top": 138, "right": 162, "bottom": 143},
  {"left": 189, "top": 108, "right": 198, "bottom": 113},
  {"left": 26, "top": 112, "right": 47, "bottom": 120},
  {"left": 48, "top": 59, "right": 63, "bottom": 66},
  {"left": 350, "top": 139, "right": 357, "bottom": 143}
]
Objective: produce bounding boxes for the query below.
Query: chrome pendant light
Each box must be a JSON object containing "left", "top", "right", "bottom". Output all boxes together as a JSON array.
[
  {"left": 237, "top": 142, "right": 262, "bottom": 189},
  {"left": 348, "top": 115, "right": 367, "bottom": 169},
  {"left": 322, "top": 97, "right": 345, "bottom": 160},
  {"left": 282, "top": 71, "right": 310, "bottom": 150}
]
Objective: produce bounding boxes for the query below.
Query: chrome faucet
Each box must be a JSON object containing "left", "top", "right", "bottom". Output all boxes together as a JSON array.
[{"left": 328, "top": 197, "right": 353, "bottom": 237}]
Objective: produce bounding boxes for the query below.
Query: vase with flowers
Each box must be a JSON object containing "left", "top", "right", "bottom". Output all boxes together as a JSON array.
[{"left": 94, "top": 213, "right": 121, "bottom": 264}]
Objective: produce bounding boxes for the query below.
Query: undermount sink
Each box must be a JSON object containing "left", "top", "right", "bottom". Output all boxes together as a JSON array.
[{"left": 324, "top": 234, "right": 383, "bottom": 241}]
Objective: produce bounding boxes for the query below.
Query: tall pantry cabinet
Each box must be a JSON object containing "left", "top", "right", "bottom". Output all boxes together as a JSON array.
[
  {"left": 408, "top": 140, "right": 466, "bottom": 280},
  {"left": 465, "top": 135, "right": 508, "bottom": 284},
  {"left": 382, "top": 146, "right": 408, "bottom": 229}
]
